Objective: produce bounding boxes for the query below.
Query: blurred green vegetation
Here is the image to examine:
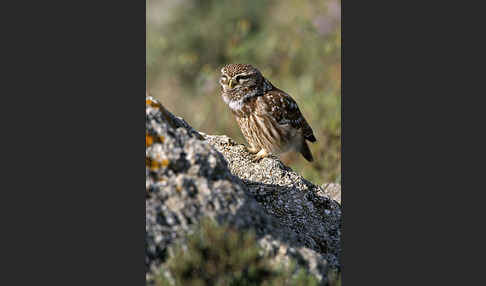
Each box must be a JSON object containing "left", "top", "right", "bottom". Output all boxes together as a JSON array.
[
  {"left": 155, "top": 218, "right": 340, "bottom": 286},
  {"left": 147, "top": 0, "right": 341, "bottom": 184}
]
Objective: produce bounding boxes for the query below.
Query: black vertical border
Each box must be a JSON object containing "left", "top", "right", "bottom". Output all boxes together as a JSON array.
[
  {"left": 1, "top": 0, "right": 146, "bottom": 284},
  {"left": 342, "top": 0, "right": 476, "bottom": 285}
]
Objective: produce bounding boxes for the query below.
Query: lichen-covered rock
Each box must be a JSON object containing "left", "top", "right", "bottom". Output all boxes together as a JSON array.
[
  {"left": 205, "top": 134, "right": 342, "bottom": 271},
  {"left": 146, "top": 96, "right": 342, "bottom": 284},
  {"left": 320, "top": 183, "right": 341, "bottom": 204}
]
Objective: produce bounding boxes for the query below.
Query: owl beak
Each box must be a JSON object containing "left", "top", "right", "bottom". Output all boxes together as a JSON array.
[{"left": 228, "top": 79, "right": 234, "bottom": 89}]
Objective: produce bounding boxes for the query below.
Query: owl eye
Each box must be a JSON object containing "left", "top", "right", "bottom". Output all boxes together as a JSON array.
[
  {"left": 235, "top": 74, "right": 250, "bottom": 82},
  {"left": 221, "top": 75, "right": 228, "bottom": 82}
]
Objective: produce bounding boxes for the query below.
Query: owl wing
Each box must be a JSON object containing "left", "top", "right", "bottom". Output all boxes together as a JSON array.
[{"left": 256, "top": 88, "right": 316, "bottom": 142}]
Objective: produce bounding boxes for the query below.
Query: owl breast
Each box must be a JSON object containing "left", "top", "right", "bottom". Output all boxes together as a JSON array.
[{"left": 236, "top": 112, "right": 297, "bottom": 154}]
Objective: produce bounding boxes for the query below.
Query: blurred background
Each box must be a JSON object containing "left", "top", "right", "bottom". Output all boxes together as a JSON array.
[{"left": 147, "top": 0, "right": 341, "bottom": 185}]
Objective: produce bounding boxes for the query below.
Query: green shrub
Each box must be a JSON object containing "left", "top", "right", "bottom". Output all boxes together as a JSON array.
[{"left": 154, "top": 219, "right": 324, "bottom": 286}]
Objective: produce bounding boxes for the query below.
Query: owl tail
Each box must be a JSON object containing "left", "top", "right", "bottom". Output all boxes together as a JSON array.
[{"left": 300, "top": 140, "right": 314, "bottom": 162}]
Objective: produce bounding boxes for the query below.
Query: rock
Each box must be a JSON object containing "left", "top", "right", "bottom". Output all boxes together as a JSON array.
[
  {"left": 320, "top": 183, "right": 341, "bottom": 204},
  {"left": 204, "top": 134, "right": 342, "bottom": 267},
  {"left": 146, "top": 96, "right": 342, "bottom": 284}
]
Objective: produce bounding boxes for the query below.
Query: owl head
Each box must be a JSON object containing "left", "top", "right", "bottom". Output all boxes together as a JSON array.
[{"left": 219, "top": 64, "right": 264, "bottom": 96}]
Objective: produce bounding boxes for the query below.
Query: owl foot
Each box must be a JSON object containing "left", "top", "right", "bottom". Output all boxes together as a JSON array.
[
  {"left": 246, "top": 146, "right": 259, "bottom": 154},
  {"left": 252, "top": 149, "right": 269, "bottom": 163}
]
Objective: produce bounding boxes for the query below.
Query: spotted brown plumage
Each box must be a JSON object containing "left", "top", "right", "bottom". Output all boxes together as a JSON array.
[{"left": 219, "top": 64, "right": 316, "bottom": 162}]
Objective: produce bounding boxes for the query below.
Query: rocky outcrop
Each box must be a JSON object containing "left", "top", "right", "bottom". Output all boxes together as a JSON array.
[{"left": 146, "top": 96, "right": 342, "bottom": 284}]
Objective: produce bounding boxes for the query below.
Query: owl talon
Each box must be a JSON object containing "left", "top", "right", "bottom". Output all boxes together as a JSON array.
[
  {"left": 252, "top": 149, "right": 269, "bottom": 162},
  {"left": 252, "top": 156, "right": 264, "bottom": 163},
  {"left": 252, "top": 156, "right": 262, "bottom": 163},
  {"left": 246, "top": 146, "right": 259, "bottom": 154}
]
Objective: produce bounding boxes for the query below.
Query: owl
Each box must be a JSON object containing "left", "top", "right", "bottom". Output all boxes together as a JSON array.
[{"left": 219, "top": 64, "right": 316, "bottom": 162}]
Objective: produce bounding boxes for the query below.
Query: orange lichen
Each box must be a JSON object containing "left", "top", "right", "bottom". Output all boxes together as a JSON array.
[
  {"left": 151, "top": 160, "right": 162, "bottom": 170},
  {"left": 146, "top": 98, "right": 161, "bottom": 108},
  {"left": 146, "top": 133, "right": 164, "bottom": 148},
  {"left": 146, "top": 133, "right": 154, "bottom": 147},
  {"left": 145, "top": 157, "right": 151, "bottom": 167},
  {"left": 146, "top": 157, "right": 169, "bottom": 171},
  {"left": 146, "top": 157, "right": 160, "bottom": 171},
  {"left": 161, "top": 159, "right": 169, "bottom": 167}
]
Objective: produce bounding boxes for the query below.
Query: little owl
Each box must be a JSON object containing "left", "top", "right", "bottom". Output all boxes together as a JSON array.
[{"left": 219, "top": 64, "right": 316, "bottom": 162}]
